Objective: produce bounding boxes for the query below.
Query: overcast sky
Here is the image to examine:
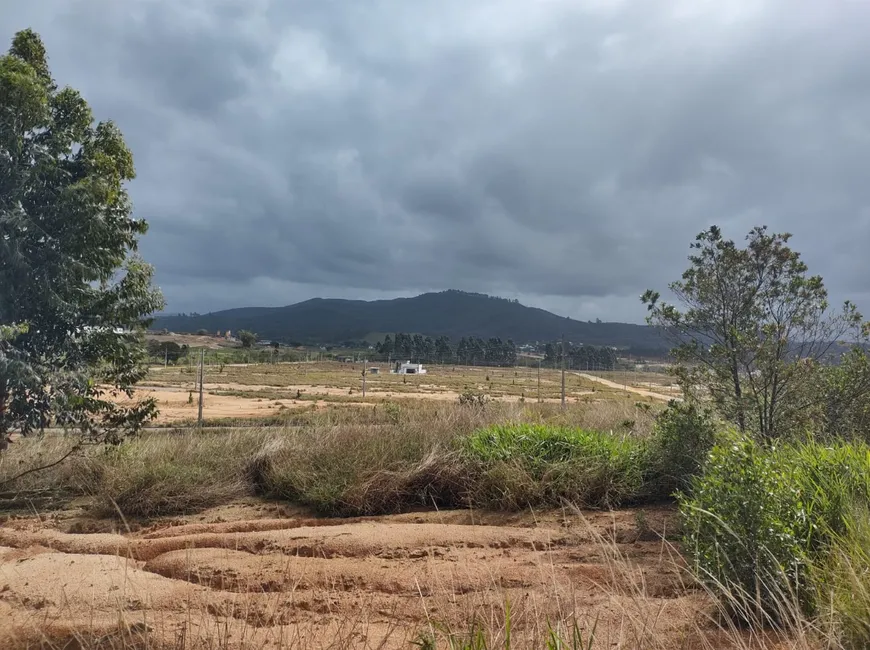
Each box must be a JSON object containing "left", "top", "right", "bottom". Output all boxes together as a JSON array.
[{"left": 4, "top": 1, "right": 870, "bottom": 323}]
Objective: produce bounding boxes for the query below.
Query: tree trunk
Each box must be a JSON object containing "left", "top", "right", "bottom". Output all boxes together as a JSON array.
[
  {"left": 731, "top": 356, "right": 746, "bottom": 432},
  {"left": 0, "top": 378, "right": 7, "bottom": 446}
]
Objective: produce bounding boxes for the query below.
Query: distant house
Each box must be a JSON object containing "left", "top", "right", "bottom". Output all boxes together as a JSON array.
[{"left": 393, "top": 361, "right": 427, "bottom": 375}]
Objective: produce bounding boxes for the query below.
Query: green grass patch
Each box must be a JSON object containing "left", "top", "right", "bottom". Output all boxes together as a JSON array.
[{"left": 463, "top": 424, "right": 650, "bottom": 509}]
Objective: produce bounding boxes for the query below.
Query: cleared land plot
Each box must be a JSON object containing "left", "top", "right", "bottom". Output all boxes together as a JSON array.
[
  {"left": 147, "top": 333, "right": 239, "bottom": 350},
  {"left": 123, "top": 362, "right": 672, "bottom": 424}
]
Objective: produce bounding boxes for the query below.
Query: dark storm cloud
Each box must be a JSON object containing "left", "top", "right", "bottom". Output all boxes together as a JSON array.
[{"left": 3, "top": 0, "right": 870, "bottom": 321}]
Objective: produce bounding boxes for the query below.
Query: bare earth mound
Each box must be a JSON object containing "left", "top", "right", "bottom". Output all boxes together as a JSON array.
[{"left": 0, "top": 506, "right": 767, "bottom": 649}]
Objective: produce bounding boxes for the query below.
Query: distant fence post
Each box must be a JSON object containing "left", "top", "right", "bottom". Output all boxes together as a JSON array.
[
  {"left": 560, "top": 333, "right": 566, "bottom": 411},
  {"left": 197, "top": 348, "right": 204, "bottom": 428}
]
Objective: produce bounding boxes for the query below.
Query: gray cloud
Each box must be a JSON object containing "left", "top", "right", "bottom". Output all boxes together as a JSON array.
[{"left": 3, "top": 0, "right": 870, "bottom": 323}]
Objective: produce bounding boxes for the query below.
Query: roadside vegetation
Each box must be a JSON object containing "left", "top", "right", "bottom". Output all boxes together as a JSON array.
[
  {"left": 0, "top": 400, "right": 663, "bottom": 517},
  {"left": 643, "top": 226, "right": 870, "bottom": 649}
]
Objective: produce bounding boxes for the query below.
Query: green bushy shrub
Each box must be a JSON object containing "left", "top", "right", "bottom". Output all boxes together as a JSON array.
[
  {"left": 680, "top": 430, "right": 805, "bottom": 622},
  {"left": 680, "top": 430, "right": 870, "bottom": 623},
  {"left": 811, "top": 348, "right": 870, "bottom": 442},
  {"left": 646, "top": 400, "right": 716, "bottom": 498}
]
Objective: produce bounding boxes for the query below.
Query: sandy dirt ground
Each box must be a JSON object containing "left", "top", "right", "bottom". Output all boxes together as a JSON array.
[
  {"left": 573, "top": 374, "right": 679, "bottom": 402},
  {"left": 147, "top": 334, "right": 237, "bottom": 350},
  {"left": 113, "top": 384, "right": 598, "bottom": 424},
  {"left": 0, "top": 503, "right": 762, "bottom": 650},
  {"left": 118, "top": 361, "right": 672, "bottom": 424},
  {"left": 118, "top": 386, "right": 291, "bottom": 422}
]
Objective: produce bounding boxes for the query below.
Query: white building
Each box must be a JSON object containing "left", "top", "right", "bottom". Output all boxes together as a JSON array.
[{"left": 393, "top": 361, "right": 427, "bottom": 375}]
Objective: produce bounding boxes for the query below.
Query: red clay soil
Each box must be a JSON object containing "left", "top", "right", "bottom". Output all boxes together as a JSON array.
[{"left": 0, "top": 504, "right": 790, "bottom": 649}]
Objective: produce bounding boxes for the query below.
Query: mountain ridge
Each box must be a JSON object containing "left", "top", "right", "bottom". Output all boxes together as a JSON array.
[{"left": 152, "top": 290, "right": 668, "bottom": 353}]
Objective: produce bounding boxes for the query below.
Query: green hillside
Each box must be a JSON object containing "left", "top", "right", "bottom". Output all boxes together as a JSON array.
[{"left": 152, "top": 290, "right": 668, "bottom": 353}]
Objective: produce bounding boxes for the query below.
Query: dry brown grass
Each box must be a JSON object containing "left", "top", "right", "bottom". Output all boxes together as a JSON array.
[
  {"left": 125, "top": 361, "right": 671, "bottom": 426},
  {"left": 0, "top": 400, "right": 662, "bottom": 521},
  {"left": 148, "top": 361, "right": 637, "bottom": 401}
]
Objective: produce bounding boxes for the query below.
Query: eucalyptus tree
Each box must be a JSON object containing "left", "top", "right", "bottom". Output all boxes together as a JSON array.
[{"left": 0, "top": 30, "right": 163, "bottom": 461}]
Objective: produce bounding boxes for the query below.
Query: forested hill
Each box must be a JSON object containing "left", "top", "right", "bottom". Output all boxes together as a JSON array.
[{"left": 152, "top": 290, "right": 668, "bottom": 353}]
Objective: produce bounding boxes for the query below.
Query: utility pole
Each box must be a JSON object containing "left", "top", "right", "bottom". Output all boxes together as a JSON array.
[
  {"left": 537, "top": 359, "right": 541, "bottom": 403},
  {"left": 560, "top": 333, "right": 566, "bottom": 411},
  {"left": 362, "top": 358, "right": 367, "bottom": 397},
  {"left": 164, "top": 345, "right": 168, "bottom": 368},
  {"left": 624, "top": 353, "right": 628, "bottom": 392},
  {"left": 197, "top": 348, "right": 204, "bottom": 428}
]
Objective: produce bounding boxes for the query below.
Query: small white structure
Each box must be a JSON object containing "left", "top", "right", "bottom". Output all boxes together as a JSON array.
[{"left": 393, "top": 361, "right": 427, "bottom": 375}]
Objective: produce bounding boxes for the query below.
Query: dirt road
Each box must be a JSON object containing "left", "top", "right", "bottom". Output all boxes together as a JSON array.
[
  {"left": 574, "top": 373, "right": 679, "bottom": 402},
  {"left": 0, "top": 504, "right": 725, "bottom": 649}
]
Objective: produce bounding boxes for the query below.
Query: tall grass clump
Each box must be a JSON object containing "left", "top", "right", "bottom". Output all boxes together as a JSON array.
[
  {"left": 0, "top": 436, "right": 91, "bottom": 494},
  {"left": 681, "top": 429, "right": 870, "bottom": 627},
  {"left": 250, "top": 405, "right": 501, "bottom": 516},
  {"left": 251, "top": 424, "right": 461, "bottom": 516},
  {"left": 86, "top": 429, "right": 273, "bottom": 517},
  {"left": 812, "top": 506, "right": 870, "bottom": 649},
  {"left": 464, "top": 424, "right": 648, "bottom": 509}
]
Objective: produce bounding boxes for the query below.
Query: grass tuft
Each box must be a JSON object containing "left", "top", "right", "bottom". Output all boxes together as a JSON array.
[
  {"left": 86, "top": 430, "right": 268, "bottom": 517},
  {"left": 464, "top": 424, "right": 648, "bottom": 509}
]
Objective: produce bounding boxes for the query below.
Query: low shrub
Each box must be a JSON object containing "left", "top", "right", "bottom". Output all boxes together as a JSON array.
[
  {"left": 680, "top": 430, "right": 870, "bottom": 624},
  {"left": 459, "top": 390, "right": 489, "bottom": 407},
  {"left": 464, "top": 424, "right": 649, "bottom": 509},
  {"left": 645, "top": 400, "right": 716, "bottom": 498}
]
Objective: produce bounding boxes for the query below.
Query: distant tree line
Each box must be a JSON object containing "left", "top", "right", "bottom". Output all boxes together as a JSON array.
[
  {"left": 146, "top": 340, "right": 189, "bottom": 363},
  {"left": 374, "top": 333, "right": 518, "bottom": 367},
  {"left": 456, "top": 336, "right": 518, "bottom": 366},
  {"left": 543, "top": 342, "right": 616, "bottom": 370}
]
